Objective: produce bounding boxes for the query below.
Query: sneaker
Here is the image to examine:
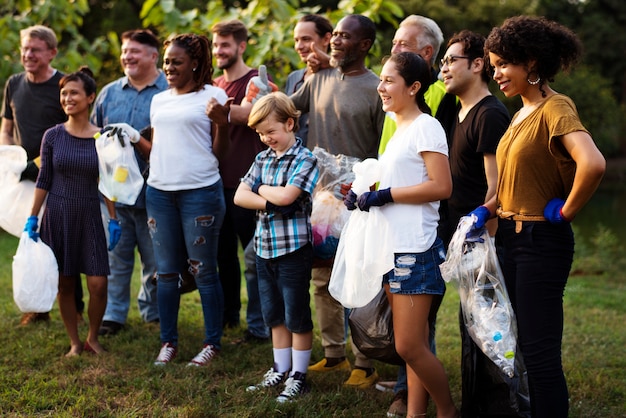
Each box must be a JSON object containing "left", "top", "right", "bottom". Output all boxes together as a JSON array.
[
  {"left": 386, "top": 389, "right": 408, "bottom": 417},
  {"left": 246, "top": 366, "right": 286, "bottom": 392},
  {"left": 231, "top": 330, "right": 271, "bottom": 345},
  {"left": 154, "top": 342, "right": 177, "bottom": 366},
  {"left": 187, "top": 344, "right": 219, "bottom": 367},
  {"left": 276, "top": 372, "right": 309, "bottom": 403},
  {"left": 343, "top": 368, "right": 379, "bottom": 389},
  {"left": 307, "top": 357, "right": 351, "bottom": 372},
  {"left": 375, "top": 380, "right": 397, "bottom": 393}
]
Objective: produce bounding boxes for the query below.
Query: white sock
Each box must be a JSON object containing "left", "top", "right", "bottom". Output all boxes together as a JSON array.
[
  {"left": 291, "top": 348, "right": 312, "bottom": 375},
  {"left": 273, "top": 347, "right": 292, "bottom": 373}
]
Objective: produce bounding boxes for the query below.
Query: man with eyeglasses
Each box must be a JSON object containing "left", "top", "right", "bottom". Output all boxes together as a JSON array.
[{"left": 1, "top": 25, "right": 84, "bottom": 326}]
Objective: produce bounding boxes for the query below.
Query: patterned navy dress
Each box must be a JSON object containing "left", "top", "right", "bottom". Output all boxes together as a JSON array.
[{"left": 36, "top": 124, "right": 109, "bottom": 277}]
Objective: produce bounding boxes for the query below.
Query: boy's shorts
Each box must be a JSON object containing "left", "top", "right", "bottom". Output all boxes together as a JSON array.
[{"left": 256, "top": 243, "right": 313, "bottom": 333}]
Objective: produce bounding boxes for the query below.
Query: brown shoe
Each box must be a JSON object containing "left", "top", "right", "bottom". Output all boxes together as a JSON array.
[
  {"left": 20, "top": 312, "right": 51, "bottom": 326},
  {"left": 386, "top": 389, "right": 408, "bottom": 417}
]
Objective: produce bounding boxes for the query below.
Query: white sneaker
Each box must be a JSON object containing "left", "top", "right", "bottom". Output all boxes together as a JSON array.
[
  {"left": 187, "top": 344, "right": 219, "bottom": 367},
  {"left": 154, "top": 342, "right": 177, "bottom": 366},
  {"left": 276, "top": 372, "right": 309, "bottom": 403},
  {"left": 246, "top": 367, "right": 286, "bottom": 392}
]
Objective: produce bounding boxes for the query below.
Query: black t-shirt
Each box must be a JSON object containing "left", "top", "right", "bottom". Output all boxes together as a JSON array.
[
  {"left": 2, "top": 71, "right": 67, "bottom": 160},
  {"left": 448, "top": 95, "right": 510, "bottom": 212}
]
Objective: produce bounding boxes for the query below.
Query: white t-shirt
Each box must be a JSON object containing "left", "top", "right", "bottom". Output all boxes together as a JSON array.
[
  {"left": 148, "top": 84, "right": 228, "bottom": 191},
  {"left": 378, "top": 113, "right": 448, "bottom": 253}
]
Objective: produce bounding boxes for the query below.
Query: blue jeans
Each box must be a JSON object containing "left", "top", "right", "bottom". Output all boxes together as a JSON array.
[
  {"left": 101, "top": 204, "right": 159, "bottom": 323},
  {"left": 244, "top": 240, "right": 270, "bottom": 338},
  {"left": 499, "top": 219, "right": 573, "bottom": 418},
  {"left": 146, "top": 182, "right": 225, "bottom": 349}
]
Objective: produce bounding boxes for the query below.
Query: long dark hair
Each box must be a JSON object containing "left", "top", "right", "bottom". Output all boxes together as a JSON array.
[
  {"left": 164, "top": 33, "right": 213, "bottom": 92},
  {"left": 385, "top": 52, "right": 432, "bottom": 115}
]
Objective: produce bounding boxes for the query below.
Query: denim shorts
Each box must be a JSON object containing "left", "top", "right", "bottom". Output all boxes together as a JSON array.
[
  {"left": 256, "top": 244, "right": 314, "bottom": 333},
  {"left": 383, "top": 238, "right": 446, "bottom": 296}
]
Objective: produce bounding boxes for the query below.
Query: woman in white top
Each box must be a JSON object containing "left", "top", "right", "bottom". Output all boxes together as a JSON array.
[
  {"left": 117, "top": 33, "right": 230, "bottom": 368},
  {"left": 345, "top": 52, "right": 458, "bottom": 417}
]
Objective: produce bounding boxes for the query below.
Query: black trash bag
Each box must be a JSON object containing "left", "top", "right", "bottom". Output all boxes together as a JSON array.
[
  {"left": 460, "top": 307, "right": 531, "bottom": 418},
  {"left": 348, "top": 288, "right": 404, "bottom": 365}
]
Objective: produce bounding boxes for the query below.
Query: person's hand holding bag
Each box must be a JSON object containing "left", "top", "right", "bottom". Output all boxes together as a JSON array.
[
  {"left": 245, "top": 65, "right": 278, "bottom": 104},
  {"left": 105, "top": 123, "right": 140, "bottom": 143},
  {"left": 468, "top": 205, "right": 491, "bottom": 229},
  {"left": 343, "top": 190, "right": 358, "bottom": 211},
  {"left": 24, "top": 216, "right": 39, "bottom": 241},
  {"left": 356, "top": 188, "right": 393, "bottom": 212},
  {"left": 108, "top": 219, "right": 121, "bottom": 251}
]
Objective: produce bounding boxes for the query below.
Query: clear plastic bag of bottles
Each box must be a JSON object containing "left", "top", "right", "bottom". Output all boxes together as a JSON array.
[{"left": 440, "top": 216, "right": 518, "bottom": 377}]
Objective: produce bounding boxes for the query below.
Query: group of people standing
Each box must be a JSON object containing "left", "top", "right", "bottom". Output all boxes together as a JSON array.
[{"left": 2, "top": 9, "right": 605, "bottom": 417}]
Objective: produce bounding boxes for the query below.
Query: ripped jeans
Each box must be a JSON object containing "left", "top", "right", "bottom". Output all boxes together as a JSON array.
[{"left": 146, "top": 182, "right": 225, "bottom": 349}]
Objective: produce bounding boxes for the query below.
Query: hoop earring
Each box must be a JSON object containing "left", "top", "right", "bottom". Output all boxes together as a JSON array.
[{"left": 527, "top": 73, "right": 540, "bottom": 85}]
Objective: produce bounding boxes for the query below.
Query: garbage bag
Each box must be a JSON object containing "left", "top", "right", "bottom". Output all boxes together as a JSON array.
[
  {"left": 0, "top": 145, "right": 44, "bottom": 237},
  {"left": 348, "top": 288, "right": 403, "bottom": 365},
  {"left": 440, "top": 216, "right": 518, "bottom": 377},
  {"left": 95, "top": 128, "right": 144, "bottom": 205},
  {"left": 329, "top": 158, "right": 394, "bottom": 308},
  {"left": 12, "top": 232, "right": 59, "bottom": 313},
  {"left": 310, "top": 147, "right": 359, "bottom": 259}
]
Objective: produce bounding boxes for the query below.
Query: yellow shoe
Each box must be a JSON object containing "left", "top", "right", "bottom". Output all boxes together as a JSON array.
[
  {"left": 308, "top": 357, "right": 351, "bottom": 372},
  {"left": 343, "top": 368, "right": 379, "bottom": 389}
]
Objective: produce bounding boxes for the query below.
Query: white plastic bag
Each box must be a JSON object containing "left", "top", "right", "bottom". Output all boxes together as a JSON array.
[
  {"left": 0, "top": 145, "right": 45, "bottom": 237},
  {"left": 440, "top": 216, "right": 518, "bottom": 377},
  {"left": 329, "top": 159, "right": 394, "bottom": 308},
  {"left": 12, "top": 232, "right": 59, "bottom": 313},
  {"left": 95, "top": 128, "right": 144, "bottom": 205}
]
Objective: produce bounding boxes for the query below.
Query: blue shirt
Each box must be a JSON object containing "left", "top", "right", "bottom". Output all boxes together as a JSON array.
[
  {"left": 90, "top": 72, "right": 168, "bottom": 208},
  {"left": 242, "top": 139, "right": 319, "bottom": 259}
]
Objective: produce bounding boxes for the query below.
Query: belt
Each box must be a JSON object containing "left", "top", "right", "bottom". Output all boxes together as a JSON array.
[{"left": 496, "top": 208, "right": 546, "bottom": 233}]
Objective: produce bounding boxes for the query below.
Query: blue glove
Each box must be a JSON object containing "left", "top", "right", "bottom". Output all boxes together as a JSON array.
[
  {"left": 108, "top": 219, "right": 121, "bottom": 251},
  {"left": 468, "top": 205, "right": 491, "bottom": 229},
  {"left": 356, "top": 188, "right": 393, "bottom": 212},
  {"left": 24, "top": 215, "right": 39, "bottom": 241},
  {"left": 251, "top": 178, "right": 262, "bottom": 194},
  {"left": 544, "top": 198, "right": 571, "bottom": 224},
  {"left": 266, "top": 201, "right": 300, "bottom": 217},
  {"left": 343, "top": 190, "right": 358, "bottom": 211},
  {"left": 465, "top": 227, "right": 485, "bottom": 243}
]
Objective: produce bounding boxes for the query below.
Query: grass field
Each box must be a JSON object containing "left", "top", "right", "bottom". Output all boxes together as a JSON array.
[{"left": 0, "top": 229, "right": 624, "bottom": 417}]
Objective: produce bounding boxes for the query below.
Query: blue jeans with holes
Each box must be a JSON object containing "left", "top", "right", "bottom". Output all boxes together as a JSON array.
[{"left": 146, "top": 182, "right": 225, "bottom": 349}]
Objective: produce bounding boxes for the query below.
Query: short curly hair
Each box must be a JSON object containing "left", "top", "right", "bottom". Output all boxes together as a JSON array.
[{"left": 484, "top": 16, "right": 582, "bottom": 87}]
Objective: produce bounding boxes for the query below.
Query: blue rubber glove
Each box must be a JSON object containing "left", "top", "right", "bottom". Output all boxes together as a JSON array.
[
  {"left": 266, "top": 201, "right": 300, "bottom": 217},
  {"left": 251, "top": 178, "right": 262, "bottom": 194},
  {"left": 468, "top": 205, "right": 491, "bottom": 229},
  {"left": 108, "top": 219, "right": 121, "bottom": 251},
  {"left": 24, "top": 215, "right": 39, "bottom": 241},
  {"left": 544, "top": 198, "right": 571, "bottom": 224},
  {"left": 356, "top": 188, "right": 393, "bottom": 212},
  {"left": 343, "top": 190, "right": 358, "bottom": 211}
]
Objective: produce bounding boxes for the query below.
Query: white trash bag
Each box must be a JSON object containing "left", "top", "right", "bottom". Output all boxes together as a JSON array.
[
  {"left": 0, "top": 145, "right": 44, "bottom": 237},
  {"left": 329, "top": 159, "right": 394, "bottom": 308},
  {"left": 12, "top": 232, "right": 59, "bottom": 313},
  {"left": 95, "top": 128, "right": 144, "bottom": 205}
]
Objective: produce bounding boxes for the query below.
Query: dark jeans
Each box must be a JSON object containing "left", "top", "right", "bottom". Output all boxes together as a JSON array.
[
  {"left": 498, "top": 219, "right": 573, "bottom": 418},
  {"left": 217, "top": 188, "right": 256, "bottom": 327}
]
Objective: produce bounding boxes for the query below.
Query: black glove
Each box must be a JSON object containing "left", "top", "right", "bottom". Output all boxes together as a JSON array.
[
  {"left": 20, "top": 160, "right": 39, "bottom": 182},
  {"left": 266, "top": 201, "right": 300, "bottom": 217}
]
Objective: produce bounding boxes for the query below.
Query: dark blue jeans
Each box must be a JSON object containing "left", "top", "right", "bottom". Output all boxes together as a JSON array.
[
  {"left": 146, "top": 182, "right": 225, "bottom": 349},
  {"left": 498, "top": 219, "right": 574, "bottom": 418}
]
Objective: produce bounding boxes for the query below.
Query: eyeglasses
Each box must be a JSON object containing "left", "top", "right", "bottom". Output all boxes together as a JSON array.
[{"left": 440, "top": 55, "right": 470, "bottom": 67}]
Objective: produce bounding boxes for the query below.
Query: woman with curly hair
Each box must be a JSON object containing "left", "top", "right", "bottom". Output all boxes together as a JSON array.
[
  {"left": 469, "top": 16, "right": 605, "bottom": 417},
  {"left": 114, "top": 33, "right": 232, "bottom": 367}
]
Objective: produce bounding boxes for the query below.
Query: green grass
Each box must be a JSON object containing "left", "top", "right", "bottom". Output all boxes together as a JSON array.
[{"left": 0, "top": 229, "right": 624, "bottom": 417}]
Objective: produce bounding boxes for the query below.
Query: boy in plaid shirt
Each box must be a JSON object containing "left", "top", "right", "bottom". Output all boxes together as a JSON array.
[{"left": 234, "top": 92, "right": 319, "bottom": 402}]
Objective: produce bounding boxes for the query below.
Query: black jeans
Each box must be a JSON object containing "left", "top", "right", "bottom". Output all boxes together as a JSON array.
[{"left": 498, "top": 219, "right": 574, "bottom": 418}]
